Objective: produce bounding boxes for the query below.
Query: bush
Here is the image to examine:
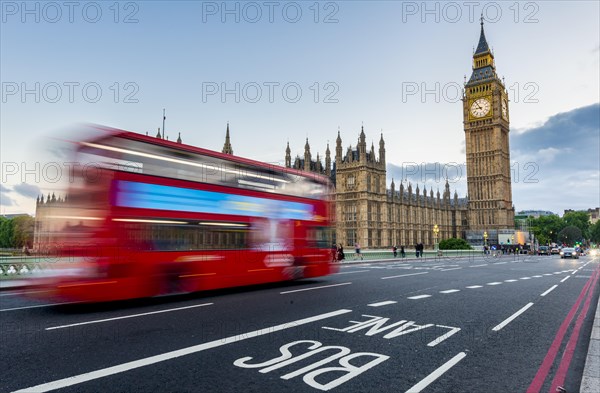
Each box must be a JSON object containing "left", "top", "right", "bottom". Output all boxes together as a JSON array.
[{"left": 439, "top": 238, "right": 472, "bottom": 250}]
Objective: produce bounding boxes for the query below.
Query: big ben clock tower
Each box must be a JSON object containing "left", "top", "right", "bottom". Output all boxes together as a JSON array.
[{"left": 464, "top": 18, "right": 514, "bottom": 231}]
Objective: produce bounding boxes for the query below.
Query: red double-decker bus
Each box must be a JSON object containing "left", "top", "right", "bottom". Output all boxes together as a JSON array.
[{"left": 36, "top": 126, "right": 336, "bottom": 302}]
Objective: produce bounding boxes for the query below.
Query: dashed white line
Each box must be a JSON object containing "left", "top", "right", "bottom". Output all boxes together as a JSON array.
[
  {"left": 543, "top": 274, "right": 553, "bottom": 276},
  {"left": 466, "top": 285, "right": 483, "bottom": 289},
  {"left": 492, "top": 302, "right": 534, "bottom": 331},
  {"left": 12, "top": 309, "right": 354, "bottom": 393},
  {"left": 408, "top": 295, "right": 432, "bottom": 300},
  {"left": 495, "top": 262, "right": 508, "bottom": 265},
  {"left": 440, "top": 267, "right": 462, "bottom": 272},
  {"left": 381, "top": 272, "right": 429, "bottom": 280},
  {"left": 439, "top": 289, "right": 461, "bottom": 294},
  {"left": 404, "top": 352, "right": 467, "bottom": 393},
  {"left": 367, "top": 300, "right": 398, "bottom": 307},
  {"left": 520, "top": 277, "right": 532, "bottom": 280},
  {"left": 504, "top": 279, "right": 518, "bottom": 283},
  {"left": 486, "top": 282, "right": 502, "bottom": 286},
  {"left": 334, "top": 270, "right": 370, "bottom": 275},
  {"left": 533, "top": 275, "right": 543, "bottom": 278},
  {"left": 469, "top": 264, "right": 488, "bottom": 268},
  {"left": 540, "top": 285, "right": 558, "bottom": 297},
  {"left": 280, "top": 282, "right": 352, "bottom": 294},
  {"left": 0, "top": 302, "right": 79, "bottom": 312},
  {"left": 46, "top": 303, "right": 214, "bottom": 330},
  {"left": 560, "top": 276, "right": 570, "bottom": 283}
]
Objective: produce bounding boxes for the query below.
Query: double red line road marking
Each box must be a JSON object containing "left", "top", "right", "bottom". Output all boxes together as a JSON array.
[{"left": 527, "top": 266, "right": 600, "bottom": 393}]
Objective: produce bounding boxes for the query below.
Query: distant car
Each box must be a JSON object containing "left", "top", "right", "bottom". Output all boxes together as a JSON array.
[
  {"left": 538, "top": 246, "right": 550, "bottom": 255},
  {"left": 560, "top": 247, "right": 578, "bottom": 259},
  {"left": 551, "top": 247, "right": 560, "bottom": 255}
]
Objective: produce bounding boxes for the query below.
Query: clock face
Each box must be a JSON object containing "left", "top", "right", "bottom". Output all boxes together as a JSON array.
[
  {"left": 501, "top": 98, "right": 508, "bottom": 119},
  {"left": 470, "top": 98, "right": 491, "bottom": 118}
]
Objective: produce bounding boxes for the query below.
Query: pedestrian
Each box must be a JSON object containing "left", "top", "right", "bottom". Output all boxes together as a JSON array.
[
  {"left": 331, "top": 243, "right": 338, "bottom": 262},
  {"left": 354, "top": 242, "right": 362, "bottom": 260},
  {"left": 400, "top": 245, "right": 405, "bottom": 258},
  {"left": 393, "top": 245, "right": 398, "bottom": 258},
  {"left": 337, "top": 243, "right": 345, "bottom": 261},
  {"left": 415, "top": 244, "right": 420, "bottom": 258}
]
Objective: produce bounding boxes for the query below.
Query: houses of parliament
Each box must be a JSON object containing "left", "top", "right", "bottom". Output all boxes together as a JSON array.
[{"left": 282, "top": 20, "right": 515, "bottom": 248}]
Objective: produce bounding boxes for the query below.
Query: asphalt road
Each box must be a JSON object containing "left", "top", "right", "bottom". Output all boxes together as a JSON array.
[{"left": 1, "top": 253, "right": 598, "bottom": 393}]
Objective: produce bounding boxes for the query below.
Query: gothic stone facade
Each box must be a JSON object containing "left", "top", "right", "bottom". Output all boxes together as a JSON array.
[{"left": 286, "top": 128, "right": 469, "bottom": 249}]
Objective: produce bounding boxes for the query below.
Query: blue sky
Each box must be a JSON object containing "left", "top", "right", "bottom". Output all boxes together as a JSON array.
[{"left": 1, "top": 1, "right": 599, "bottom": 215}]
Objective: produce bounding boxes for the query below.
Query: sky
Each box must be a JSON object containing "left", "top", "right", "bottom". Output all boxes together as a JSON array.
[{"left": 1, "top": 1, "right": 599, "bottom": 216}]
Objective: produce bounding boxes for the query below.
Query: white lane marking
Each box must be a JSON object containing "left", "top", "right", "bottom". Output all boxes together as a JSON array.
[
  {"left": 543, "top": 274, "right": 553, "bottom": 276},
  {"left": 571, "top": 270, "right": 578, "bottom": 275},
  {"left": 0, "top": 289, "right": 52, "bottom": 297},
  {"left": 334, "top": 270, "right": 370, "bottom": 275},
  {"left": 469, "top": 264, "right": 488, "bottom": 268},
  {"left": 404, "top": 352, "right": 467, "bottom": 393},
  {"left": 505, "top": 279, "right": 519, "bottom": 283},
  {"left": 466, "top": 285, "right": 483, "bottom": 289},
  {"left": 532, "top": 275, "right": 543, "bottom": 278},
  {"left": 0, "top": 302, "right": 79, "bottom": 312},
  {"left": 367, "top": 300, "right": 398, "bottom": 307},
  {"left": 520, "top": 277, "right": 532, "bottom": 280},
  {"left": 381, "top": 272, "right": 429, "bottom": 280},
  {"left": 486, "top": 282, "right": 502, "bottom": 286},
  {"left": 439, "top": 289, "right": 460, "bottom": 294},
  {"left": 280, "top": 282, "right": 352, "bottom": 294},
  {"left": 407, "top": 295, "right": 432, "bottom": 300},
  {"left": 46, "top": 303, "right": 214, "bottom": 331},
  {"left": 560, "top": 276, "right": 570, "bottom": 283},
  {"left": 495, "top": 262, "right": 508, "bottom": 265},
  {"left": 492, "top": 302, "right": 534, "bottom": 331},
  {"left": 12, "top": 309, "right": 353, "bottom": 393},
  {"left": 540, "top": 285, "right": 558, "bottom": 297},
  {"left": 440, "top": 267, "right": 462, "bottom": 272}
]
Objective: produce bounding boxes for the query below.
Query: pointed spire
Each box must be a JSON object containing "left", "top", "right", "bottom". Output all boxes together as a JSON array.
[
  {"left": 286, "top": 141, "right": 291, "bottom": 154},
  {"left": 222, "top": 123, "right": 233, "bottom": 155},
  {"left": 177, "top": 132, "right": 182, "bottom": 144},
  {"left": 156, "top": 127, "right": 161, "bottom": 139},
  {"left": 475, "top": 14, "right": 490, "bottom": 55}
]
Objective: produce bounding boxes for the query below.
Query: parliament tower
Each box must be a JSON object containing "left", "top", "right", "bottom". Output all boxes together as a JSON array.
[{"left": 463, "top": 18, "right": 514, "bottom": 231}]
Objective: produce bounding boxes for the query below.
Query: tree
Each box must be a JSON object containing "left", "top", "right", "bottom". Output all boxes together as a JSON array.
[
  {"left": 439, "top": 238, "right": 472, "bottom": 250},
  {"left": 558, "top": 225, "right": 583, "bottom": 246},
  {"left": 0, "top": 217, "right": 15, "bottom": 248},
  {"left": 11, "top": 215, "right": 35, "bottom": 248},
  {"left": 563, "top": 211, "right": 590, "bottom": 240},
  {"left": 590, "top": 220, "right": 600, "bottom": 244},
  {"left": 529, "top": 214, "right": 565, "bottom": 245}
]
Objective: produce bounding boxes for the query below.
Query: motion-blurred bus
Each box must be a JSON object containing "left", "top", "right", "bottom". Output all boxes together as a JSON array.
[{"left": 35, "top": 126, "right": 336, "bottom": 302}]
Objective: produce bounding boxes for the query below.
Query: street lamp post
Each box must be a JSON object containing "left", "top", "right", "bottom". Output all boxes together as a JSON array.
[
  {"left": 483, "top": 231, "right": 488, "bottom": 255},
  {"left": 433, "top": 224, "right": 440, "bottom": 252}
]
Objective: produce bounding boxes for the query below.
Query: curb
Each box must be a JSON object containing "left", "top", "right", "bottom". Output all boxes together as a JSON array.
[{"left": 580, "top": 286, "right": 600, "bottom": 392}]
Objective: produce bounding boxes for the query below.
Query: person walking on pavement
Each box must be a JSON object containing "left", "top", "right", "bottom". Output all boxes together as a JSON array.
[
  {"left": 393, "top": 245, "right": 398, "bottom": 258},
  {"left": 400, "top": 245, "right": 405, "bottom": 258},
  {"left": 354, "top": 242, "right": 362, "bottom": 260}
]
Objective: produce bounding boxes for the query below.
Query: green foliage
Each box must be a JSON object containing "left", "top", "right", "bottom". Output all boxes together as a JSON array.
[
  {"left": 0, "top": 217, "right": 15, "bottom": 248},
  {"left": 558, "top": 225, "right": 583, "bottom": 246},
  {"left": 589, "top": 220, "right": 600, "bottom": 243},
  {"left": 439, "top": 238, "right": 472, "bottom": 250},
  {"left": 0, "top": 216, "right": 34, "bottom": 248},
  {"left": 563, "top": 211, "right": 590, "bottom": 239},
  {"left": 529, "top": 215, "right": 565, "bottom": 245}
]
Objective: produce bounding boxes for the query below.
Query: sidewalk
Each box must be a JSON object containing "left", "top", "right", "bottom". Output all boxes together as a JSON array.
[{"left": 581, "top": 293, "right": 600, "bottom": 392}]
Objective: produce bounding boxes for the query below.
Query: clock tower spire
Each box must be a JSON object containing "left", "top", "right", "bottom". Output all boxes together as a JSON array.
[{"left": 463, "top": 19, "right": 514, "bottom": 232}]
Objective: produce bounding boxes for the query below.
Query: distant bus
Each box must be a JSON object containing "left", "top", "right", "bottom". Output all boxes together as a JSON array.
[{"left": 36, "top": 126, "right": 336, "bottom": 302}]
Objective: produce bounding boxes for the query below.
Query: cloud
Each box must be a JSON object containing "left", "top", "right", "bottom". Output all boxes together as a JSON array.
[
  {"left": 13, "top": 183, "right": 42, "bottom": 199},
  {"left": 0, "top": 185, "right": 16, "bottom": 207},
  {"left": 510, "top": 103, "right": 600, "bottom": 213}
]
